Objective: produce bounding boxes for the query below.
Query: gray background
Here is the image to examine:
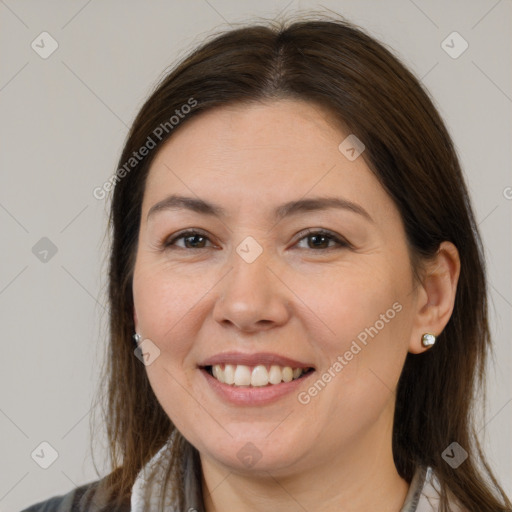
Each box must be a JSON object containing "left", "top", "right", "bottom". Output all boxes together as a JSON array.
[{"left": 0, "top": 1, "right": 510, "bottom": 510}]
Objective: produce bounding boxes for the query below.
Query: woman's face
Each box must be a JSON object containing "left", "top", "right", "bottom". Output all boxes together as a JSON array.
[{"left": 133, "top": 99, "right": 422, "bottom": 476}]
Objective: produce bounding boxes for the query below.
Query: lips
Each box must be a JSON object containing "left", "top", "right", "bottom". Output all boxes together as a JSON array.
[
  {"left": 199, "top": 352, "right": 315, "bottom": 388},
  {"left": 199, "top": 351, "right": 313, "bottom": 369}
]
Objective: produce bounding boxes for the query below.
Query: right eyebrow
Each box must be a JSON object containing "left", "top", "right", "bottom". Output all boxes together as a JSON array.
[{"left": 147, "top": 195, "right": 227, "bottom": 221}]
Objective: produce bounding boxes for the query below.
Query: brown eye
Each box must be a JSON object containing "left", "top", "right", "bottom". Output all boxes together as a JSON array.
[
  {"left": 295, "top": 229, "right": 350, "bottom": 251},
  {"left": 164, "top": 230, "right": 213, "bottom": 249}
]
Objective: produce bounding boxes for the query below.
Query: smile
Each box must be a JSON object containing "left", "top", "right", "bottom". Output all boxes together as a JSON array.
[{"left": 198, "top": 352, "right": 316, "bottom": 405}]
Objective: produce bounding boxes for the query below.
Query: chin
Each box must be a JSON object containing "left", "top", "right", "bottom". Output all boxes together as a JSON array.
[{"left": 194, "top": 426, "right": 310, "bottom": 474}]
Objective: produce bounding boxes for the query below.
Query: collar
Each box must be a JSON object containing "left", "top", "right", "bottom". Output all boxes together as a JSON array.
[{"left": 130, "top": 438, "right": 440, "bottom": 512}]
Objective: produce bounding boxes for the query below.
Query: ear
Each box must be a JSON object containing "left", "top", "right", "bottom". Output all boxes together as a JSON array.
[{"left": 408, "top": 241, "right": 460, "bottom": 354}]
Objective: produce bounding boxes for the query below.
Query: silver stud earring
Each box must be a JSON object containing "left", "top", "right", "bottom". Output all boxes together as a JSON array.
[
  {"left": 421, "top": 333, "right": 436, "bottom": 348},
  {"left": 133, "top": 333, "right": 142, "bottom": 346}
]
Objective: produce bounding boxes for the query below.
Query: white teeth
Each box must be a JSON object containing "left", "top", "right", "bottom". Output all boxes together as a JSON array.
[
  {"left": 251, "top": 365, "right": 269, "bottom": 387},
  {"left": 282, "top": 367, "right": 293, "bottom": 383},
  {"left": 234, "top": 365, "right": 252, "bottom": 386},
  {"left": 223, "top": 364, "right": 235, "bottom": 385},
  {"left": 210, "top": 363, "right": 306, "bottom": 387},
  {"left": 268, "top": 365, "right": 283, "bottom": 385},
  {"left": 213, "top": 365, "right": 225, "bottom": 383}
]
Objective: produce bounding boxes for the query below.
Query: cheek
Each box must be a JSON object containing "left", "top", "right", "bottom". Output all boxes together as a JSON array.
[
  {"left": 299, "top": 260, "right": 405, "bottom": 350},
  {"left": 296, "top": 261, "right": 411, "bottom": 416},
  {"left": 132, "top": 263, "right": 209, "bottom": 349},
  {"left": 132, "top": 265, "right": 208, "bottom": 434}
]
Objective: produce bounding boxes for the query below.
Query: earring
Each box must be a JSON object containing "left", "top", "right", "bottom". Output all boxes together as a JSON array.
[
  {"left": 421, "top": 333, "right": 436, "bottom": 348},
  {"left": 133, "top": 333, "right": 142, "bottom": 346}
]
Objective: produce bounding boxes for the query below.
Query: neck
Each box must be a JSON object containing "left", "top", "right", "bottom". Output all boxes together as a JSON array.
[{"left": 200, "top": 418, "right": 410, "bottom": 512}]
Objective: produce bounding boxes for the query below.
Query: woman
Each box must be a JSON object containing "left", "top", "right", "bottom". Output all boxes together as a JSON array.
[{"left": 23, "top": 15, "right": 511, "bottom": 512}]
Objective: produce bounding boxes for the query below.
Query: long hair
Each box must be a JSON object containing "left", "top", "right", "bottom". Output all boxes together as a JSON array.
[{"left": 99, "top": 14, "right": 511, "bottom": 511}]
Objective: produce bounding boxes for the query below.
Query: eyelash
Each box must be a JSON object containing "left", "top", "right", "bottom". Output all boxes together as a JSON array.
[{"left": 162, "top": 228, "right": 350, "bottom": 252}]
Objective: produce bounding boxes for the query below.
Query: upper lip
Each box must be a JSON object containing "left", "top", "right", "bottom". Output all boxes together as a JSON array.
[{"left": 199, "top": 352, "right": 315, "bottom": 369}]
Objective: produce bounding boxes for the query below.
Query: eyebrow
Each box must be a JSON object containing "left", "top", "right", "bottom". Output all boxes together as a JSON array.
[{"left": 146, "top": 194, "right": 373, "bottom": 223}]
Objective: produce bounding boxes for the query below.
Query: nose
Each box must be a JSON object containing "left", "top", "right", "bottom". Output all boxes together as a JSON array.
[{"left": 212, "top": 245, "right": 292, "bottom": 333}]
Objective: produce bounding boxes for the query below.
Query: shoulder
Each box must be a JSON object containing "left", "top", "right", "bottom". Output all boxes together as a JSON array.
[
  {"left": 20, "top": 473, "right": 130, "bottom": 512},
  {"left": 20, "top": 480, "right": 95, "bottom": 512}
]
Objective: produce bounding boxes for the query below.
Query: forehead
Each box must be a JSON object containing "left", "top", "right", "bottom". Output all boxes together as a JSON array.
[
  {"left": 141, "top": 99, "right": 396, "bottom": 224},
  {"left": 153, "top": 99, "right": 344, "bottom": 156}
]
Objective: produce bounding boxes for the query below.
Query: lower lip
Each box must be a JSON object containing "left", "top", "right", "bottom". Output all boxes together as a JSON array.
[{"left": 200, "top": 368, "right": 315, "bottom": 406}]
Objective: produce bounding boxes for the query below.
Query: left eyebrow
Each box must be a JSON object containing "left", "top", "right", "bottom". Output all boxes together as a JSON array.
[
  {"left": 274, "top": 196, "right": 374, "bottom": 223},
  {"left": 146, "top": 194, "right": 374, "bottom": 223}
]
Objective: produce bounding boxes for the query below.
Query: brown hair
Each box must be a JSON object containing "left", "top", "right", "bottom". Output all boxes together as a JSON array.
[{"left": 99, "top": 14, "right": 511, "bottom": 511}]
